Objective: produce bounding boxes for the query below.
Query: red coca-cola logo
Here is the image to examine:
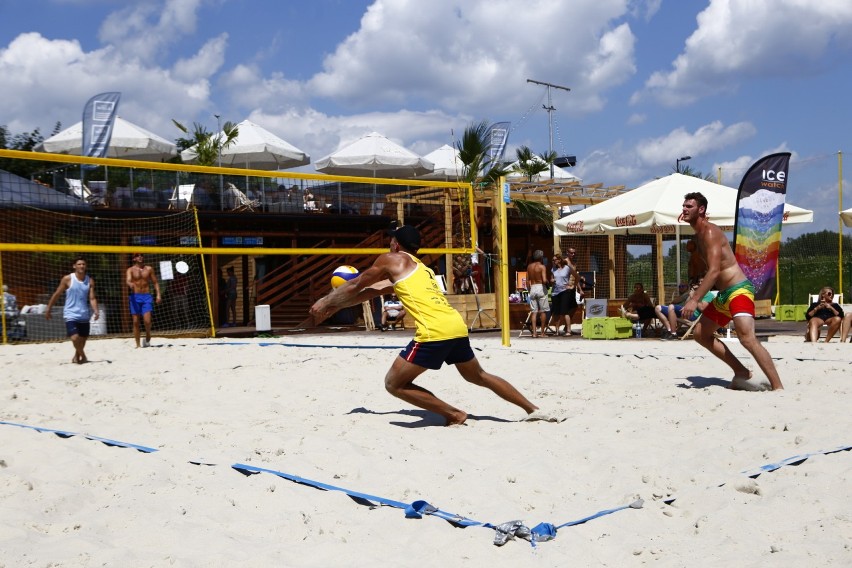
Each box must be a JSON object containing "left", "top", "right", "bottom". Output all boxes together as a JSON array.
[
  {"left": 615, "top": 214, "right": 637, "bottom": 227},
  {"left": 565, "top": 221, "right": 585, "bottom": 233}
]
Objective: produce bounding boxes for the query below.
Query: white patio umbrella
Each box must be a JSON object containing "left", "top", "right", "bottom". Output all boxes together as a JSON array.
[
  {"left": 841, "top": 207, "right": 852, "bottom": 227},
  {"left": 36, "top": 116, "right": 177, "bottom": 196},
  {"left": 417, "top": 144, "right": 464, "bottom": 180},
  {"left": 180, "top": 119, "right": 309, "bottom": 169},
  {"left": 36, "top": 117, "right": 176, "bottom": 160},
  {"left": 315, "top": 131, "right": 433, "bottom": 214},
  {"left": 314, "top": 132, "right": 433, "bottom": 178}
]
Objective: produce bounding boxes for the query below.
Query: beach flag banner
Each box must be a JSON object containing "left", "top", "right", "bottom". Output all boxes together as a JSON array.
[
  {"left": 733, "top": 152, "right": 791, "bottom": 301},
  {"left": 81, "top": 92, "right": 121, "bottom": 158},
  {"left": 486, "top": 121, "right": 510, "bottom": 164}
]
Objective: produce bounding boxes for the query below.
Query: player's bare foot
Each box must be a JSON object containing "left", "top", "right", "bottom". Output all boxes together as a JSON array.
[
  {"left": 445, "top": 411, "right": 468, "bottom": 426},
  {"left": 730, "top": 373, "right": 772, "bottom": 392}
]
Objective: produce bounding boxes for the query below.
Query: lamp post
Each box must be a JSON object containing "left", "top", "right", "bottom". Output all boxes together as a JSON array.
[{"left": 676, "top": 155, "right": 692, "bottom": 173}]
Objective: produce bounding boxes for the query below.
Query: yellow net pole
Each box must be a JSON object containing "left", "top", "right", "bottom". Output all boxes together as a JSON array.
[{"left": 191, "top": 207, "right": 217, "bottom": 337}]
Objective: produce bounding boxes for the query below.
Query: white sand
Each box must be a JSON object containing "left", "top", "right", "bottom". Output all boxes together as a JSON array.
[{"left": 1, "top": 333, "right": 850, "bottom": 567}]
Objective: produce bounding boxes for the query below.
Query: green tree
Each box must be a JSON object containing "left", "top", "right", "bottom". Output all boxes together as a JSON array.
[
  {"left": 674, "top": 164, "right": 716, "bottom": 182},
  {"left": 172, "top": 120, "right": 239, "bottom": 166},
  {"left": 511, "top": 145, "right": 556, "bottom": 182},
  {"left": 0, "top": 122, "right": 61, "bottom": 178}
]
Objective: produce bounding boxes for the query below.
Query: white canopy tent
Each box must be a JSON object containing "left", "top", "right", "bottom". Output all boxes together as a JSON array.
[
  {"left": 841, "top": 207, "right": 852, "bottom": 227},
  {"left": 554, "top": 173, "right": 814, "bottom": 290},
  {"left": 555, "top": 173, "right": 812, "bottom": 236}
]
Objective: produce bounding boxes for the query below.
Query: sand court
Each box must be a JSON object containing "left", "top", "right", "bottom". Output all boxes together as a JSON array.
[{"left": 1, "top": 334, "right": 850, "bottom": 566}]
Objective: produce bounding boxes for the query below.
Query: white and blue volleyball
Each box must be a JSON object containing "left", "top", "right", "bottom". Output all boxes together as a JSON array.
[{"left": 330, "top": 265, "right": 359, "bottom": 288}]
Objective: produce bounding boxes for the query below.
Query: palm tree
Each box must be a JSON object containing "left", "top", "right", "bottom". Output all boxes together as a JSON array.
[
  {"left": 674, "top": 164, "right": 716, "bottom": 182},
  {"left": 172, "top": 120, "right": 239, "bottom": 167},
  {"left": 512, "top": 146, "right": 556, "bottom": 182},
  {"left": 451, "top": 122, "right": 554, "bottom": 292}
]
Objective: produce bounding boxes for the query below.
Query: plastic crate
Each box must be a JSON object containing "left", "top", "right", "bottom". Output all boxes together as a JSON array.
[
  {"left": 582, "top": 317, "right": 632, "bottom": 339},
  {"left": 775, "top": 305, "right": 798, "bottom": 321}
]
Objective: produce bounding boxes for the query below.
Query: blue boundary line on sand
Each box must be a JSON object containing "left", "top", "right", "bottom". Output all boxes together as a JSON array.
[
  {"left": 203, "top": 342, "right": 852, "bottom": 363},
  {"left": 2, "top": 420, "right": 850, "bottom": 547}
]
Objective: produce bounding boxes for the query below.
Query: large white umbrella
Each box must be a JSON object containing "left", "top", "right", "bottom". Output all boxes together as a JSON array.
[
  {"left": 841, "top": 207, "right": 852, "bottom": 227},
  {"left": 315, "top": 132, "right": 433, "bottom": 178},
  {"left": 36, "top": 117, "right": 176, "bottom": 160},
  {"left": 555, "top": 173, "right": 812, "bottom": 236},
  {"left": 180, "top": 119, "right": 309, "bottom": 169},
  {"left": 417, "top": 144, "right": 464, "bottom": 180},
  {"left": 316, "top": 131, "right": 433, "bottom": 214}
]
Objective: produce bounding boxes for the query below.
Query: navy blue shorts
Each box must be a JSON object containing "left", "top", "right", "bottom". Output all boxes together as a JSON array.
[
  {"left": 399, "top": 337, "right": 475, "bottom": 370},
  {"left": 66, "top": 320, "right": 90, "bottom": 337}
]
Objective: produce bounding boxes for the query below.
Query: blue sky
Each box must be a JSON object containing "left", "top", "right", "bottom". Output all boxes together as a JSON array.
[{"left": 2, "top": 0, "right": 851, "bottom": 239}]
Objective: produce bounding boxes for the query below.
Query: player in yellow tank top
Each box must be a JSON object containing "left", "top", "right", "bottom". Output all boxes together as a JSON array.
[
  {"left": 310, "top": 224, "right": 560, "bottom": 425},
  {"left": 392, "top": 253, "right": 467, "bottom": 343}
]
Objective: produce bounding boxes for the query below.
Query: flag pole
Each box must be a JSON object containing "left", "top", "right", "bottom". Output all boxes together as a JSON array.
[{"left": 839, "top": 150, "right": 843, "bottom": 294}]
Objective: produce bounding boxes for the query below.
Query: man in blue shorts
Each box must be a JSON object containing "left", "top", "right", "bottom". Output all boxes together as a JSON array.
[
  {"left": 126, "top": 252, "right": 161, "bottom": 348},
  {"left": 46, "top": 256, "right": 98, "bottom": 364},
  {"left": 310, "top": 225, "right": 559, "bottom": 425}
]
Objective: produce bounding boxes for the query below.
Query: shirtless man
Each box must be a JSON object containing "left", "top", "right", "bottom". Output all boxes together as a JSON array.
[
  {"left": 310, "top": 225, "right": 555, "bottom": 425},
  {"left": 126, "top": 253, "right": 161, "bottom": 348},
  {"left": 680, "top": 192, "right": 783, "bottom": 391},
  {"left": 525, "top": 250, "right": 550, "bottom": 337}
]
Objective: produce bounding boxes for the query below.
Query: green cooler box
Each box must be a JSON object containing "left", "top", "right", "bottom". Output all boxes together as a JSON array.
[
  {"left": 794, "top": 304, "right": 808, "bottom": 321},
  {"left": 582, "top": 317, "right": 632, "bottom": 339},
  {"left": 775, "top": 305, "right": 798, "bottom": 321}
]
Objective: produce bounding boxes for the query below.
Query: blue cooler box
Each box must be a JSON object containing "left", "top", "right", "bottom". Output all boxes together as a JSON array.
[{"left": 582, "top": 317, "right": 632, "bottom": 339}]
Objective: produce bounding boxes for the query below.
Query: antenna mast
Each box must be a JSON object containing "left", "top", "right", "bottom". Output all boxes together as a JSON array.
[{"left": 527, "top": 79, "right": 571, "bottom": 177}]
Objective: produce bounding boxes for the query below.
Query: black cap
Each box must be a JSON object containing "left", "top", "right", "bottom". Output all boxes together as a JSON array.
[{"left": 388, "top": 224, "right": 421, "bottom": 252}]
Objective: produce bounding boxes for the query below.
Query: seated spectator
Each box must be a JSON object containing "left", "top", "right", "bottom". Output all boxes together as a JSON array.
[
  {"left": 656, "top": 278, "right": 714, "bottom": 338},
  {"left": 2, "top": 284, "right": 19, "bottom": 318},
  {"left": 805, "top": 286, "right": 844, "bottom": 343},
  {"left": 621, "top": 282, "right": 665, "bottom": 331},
  {"left": 380, "top": 293, "right": 406, "bottom": 331}
]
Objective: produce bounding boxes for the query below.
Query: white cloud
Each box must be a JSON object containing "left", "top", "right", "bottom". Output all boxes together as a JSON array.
[
  {"left": 308, "top": 0, "right": 637, "bottom": 117},
  {"left": 0, "top": 31, "right": 213, "bottom": 136},
  {"left": 634, "top": 120, "right": 757, "bottom": 166},
  {"left": 636, "top": 0, "right": 852, "bottom": 107},
  {"left": 99, "top": 0, "right": 203, "bottom": 63},
  {"left": 172, "top": 34, "right": 228, "bottom": 82}
]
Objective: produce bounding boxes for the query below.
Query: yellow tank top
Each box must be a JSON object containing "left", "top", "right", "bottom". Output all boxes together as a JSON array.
[{"left": 393, "top": 254, "right": 468, "bottom": 342}]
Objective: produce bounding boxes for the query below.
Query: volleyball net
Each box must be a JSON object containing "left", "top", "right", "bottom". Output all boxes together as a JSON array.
[{"left": 0, "top": 150, "right": 478, "bottom": 343}]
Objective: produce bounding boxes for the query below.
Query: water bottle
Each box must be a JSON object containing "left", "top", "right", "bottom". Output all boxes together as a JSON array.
[{"left": 634, "top": 322, "right": 642, "bottom": 338}]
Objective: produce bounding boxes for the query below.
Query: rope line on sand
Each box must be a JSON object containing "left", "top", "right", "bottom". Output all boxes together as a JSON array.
[{"left": 2, "top": 420, "right": 849, "bottom": 547}]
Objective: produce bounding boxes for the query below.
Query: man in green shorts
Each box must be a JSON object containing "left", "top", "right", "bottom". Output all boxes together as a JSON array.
[{"left": 681, "top": 192, "right": 783, "bottom": 391}]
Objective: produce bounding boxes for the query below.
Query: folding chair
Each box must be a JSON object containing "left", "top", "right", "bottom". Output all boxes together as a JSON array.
[{"left": 469, "top": 286, "right": 498, "bottom": 331}]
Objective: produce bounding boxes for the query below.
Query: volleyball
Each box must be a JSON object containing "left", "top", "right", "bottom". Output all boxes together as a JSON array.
[{"left": 330, "top": 265, "right": 359, "bottom": 288}]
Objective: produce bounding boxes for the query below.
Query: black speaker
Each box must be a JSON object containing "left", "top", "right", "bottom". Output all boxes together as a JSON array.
[{"left": 554, "top": 156, "right": 576, "bottom": 168}]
